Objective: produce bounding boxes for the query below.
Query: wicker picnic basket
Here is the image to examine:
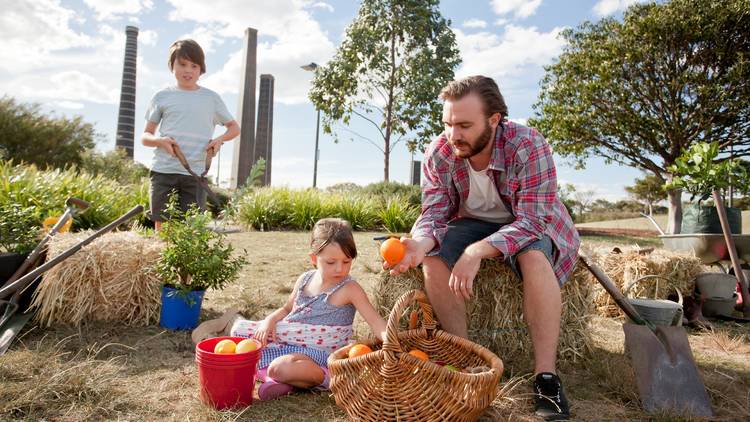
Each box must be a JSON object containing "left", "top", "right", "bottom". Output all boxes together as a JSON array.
[{"left": 328, "top": 290, "right": 504, "bottom": 421}]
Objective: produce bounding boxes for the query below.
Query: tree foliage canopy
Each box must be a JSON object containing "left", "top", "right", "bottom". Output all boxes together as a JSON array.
[
  {"left": 0, "top": 97, "right": 98, "bottom": 169},
  {"left": 530, "top": 0, "right": 750, "bottom": 179},
  {"left": 309, "top": 0, "right": 461, "bottom": 180}
]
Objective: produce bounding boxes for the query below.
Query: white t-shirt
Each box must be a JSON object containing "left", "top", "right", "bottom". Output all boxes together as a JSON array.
[
  {"left": 458, "top": 160, "right": 513, "bottom": 224},
  {"left": 145, "top": 86, "right": 233, "bottom": 175}
]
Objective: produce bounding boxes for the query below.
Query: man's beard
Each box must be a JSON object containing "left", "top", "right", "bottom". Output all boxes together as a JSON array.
[{"left": 451, "top": 123, "right": 493, "bottom": 158}]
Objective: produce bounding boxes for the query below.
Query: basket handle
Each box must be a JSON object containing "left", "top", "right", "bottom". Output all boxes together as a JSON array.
[
  {"left": 623, "top": 275, "right": 683, "bottom": 306},
  {"left": 381, "top": 289, "right": 436, "bottom": 354}
]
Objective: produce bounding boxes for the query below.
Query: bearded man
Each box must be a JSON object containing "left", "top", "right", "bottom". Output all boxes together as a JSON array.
[{"left": 386, "top": 75, "right": 579, "bottom": 421}]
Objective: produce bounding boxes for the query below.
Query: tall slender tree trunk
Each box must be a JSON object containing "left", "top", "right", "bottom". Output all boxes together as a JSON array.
[
  {"left": 382, "top": 16, "right": 397, "bottom": 182},
  {"left": 666, "top": 188, "right": 682, "bottom": 234}
]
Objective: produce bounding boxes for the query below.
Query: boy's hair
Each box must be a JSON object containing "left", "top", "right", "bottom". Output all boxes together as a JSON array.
[
  {"left": 310, "top": 218, "right": 357, "bottom": 259},
  {"left": 439, "top": 75, "right": 508, "bottom": 120},
  {"left": 168, "top": 39, "right": 206, "bottom": 74}
]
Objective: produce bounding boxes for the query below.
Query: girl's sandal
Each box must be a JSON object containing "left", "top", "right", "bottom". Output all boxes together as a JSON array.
[{"left": 258, "top": 379, "right": 295, "bottom": 401}]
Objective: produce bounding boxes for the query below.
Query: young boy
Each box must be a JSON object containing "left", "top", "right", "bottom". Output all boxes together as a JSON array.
[{"left": 142, "top": 39, "right": 240, "bottom": 230}]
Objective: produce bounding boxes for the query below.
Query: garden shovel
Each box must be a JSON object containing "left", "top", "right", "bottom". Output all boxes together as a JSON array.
[
  {"left": 171, "top": 144, "right": 220, "bottom": 204},
  {"left": 712, "top": 190, "right": 750, "bottom": 317},
  {"left": 578, "top": 250, "right": 713, "bottom": 417}
]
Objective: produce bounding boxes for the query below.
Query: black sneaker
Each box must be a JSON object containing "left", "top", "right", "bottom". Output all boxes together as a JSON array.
[{"left": 533, "top": 372, "right": 571, "bottom": 421}]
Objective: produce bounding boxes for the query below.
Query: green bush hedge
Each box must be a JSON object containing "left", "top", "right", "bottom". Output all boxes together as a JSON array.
[
  {"left": 0, "top": 161, "right": 149, "bottom": 232},
  {"left": 236, "top": 186, "right": 419, "bottom": 232}
]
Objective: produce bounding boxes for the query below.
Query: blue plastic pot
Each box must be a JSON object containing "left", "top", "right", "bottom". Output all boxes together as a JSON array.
[{"left": 159, "top": 286, "right": 205, "bottom": 330}]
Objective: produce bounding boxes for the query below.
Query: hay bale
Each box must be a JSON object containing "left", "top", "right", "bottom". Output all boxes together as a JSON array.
[
  {"left": 592, "top": 248, "right": 706, "bottom": 317},
  {"left": 31, "top": 231, "right": 164, "bottom": 327},
  {"left": 374, "top": 260, "right": 596, "bottom": 365}
]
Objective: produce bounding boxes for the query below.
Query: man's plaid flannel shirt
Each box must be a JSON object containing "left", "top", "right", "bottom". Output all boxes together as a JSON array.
[{"left": 411, "top": 121, "right": 580, "bottom": 283}]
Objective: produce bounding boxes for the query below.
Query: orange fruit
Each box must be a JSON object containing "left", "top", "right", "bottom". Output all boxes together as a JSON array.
[
  {"left": 348, "top": 344, "right": 372, "bottom": 358},
  {"left": 380, "top": 238, "right": 406, "bottom": 266},
  {"left": 235, "top": 339, "right": 258, "bottom": 353},
  {"left": 408, "top": 349, "right": 429, "bottom": 361},
  {"left": 214, "top": 339, "right": 236, "bottom": 354}
]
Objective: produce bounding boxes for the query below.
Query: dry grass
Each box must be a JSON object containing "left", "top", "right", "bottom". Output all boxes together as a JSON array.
[
  {"left": 1, "top": 231, "right": 749, "bottom": 421},
  {"left": 31, "top": 231, "right": 164, "bottom": 327}
]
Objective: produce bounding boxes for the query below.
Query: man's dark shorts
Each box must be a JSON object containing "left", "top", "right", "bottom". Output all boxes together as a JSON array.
[
  {"left": 149, "top": 170, "right": 207, "bottom": 222},
  {"left": 436, "top": 217, "right": 560, "bottom": 286}
]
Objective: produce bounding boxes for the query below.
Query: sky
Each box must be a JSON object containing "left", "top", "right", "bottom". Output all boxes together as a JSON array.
[{"left": 0, "top": 0, "right": 651, "bottom": 200}]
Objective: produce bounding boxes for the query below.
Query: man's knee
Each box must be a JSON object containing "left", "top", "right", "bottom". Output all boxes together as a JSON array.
[
  {"left": 517, "top": 250, "right": 559, "bottom": 288},
  {"left": 423, "top": 256, "right": 449, "bottom": 287}
]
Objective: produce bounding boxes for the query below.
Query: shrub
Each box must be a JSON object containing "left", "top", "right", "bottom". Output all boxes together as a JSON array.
[
  {"left": 0, "top": 96, "right": 97, "bottom": 169},
  {"left": 0, "top": 203, "right": 41, "bottom": 254},
  {"left": 361, "top": 181, "right": 421, "bottom": 207},
  {"left": 155, "top": 197, "right": 247, "bottom": 296},
  {"left": 79, "top": 148, "right": 149, "bottom": 186},
  {"left": 376, "top": 195, "right": 419, "bottom": 233}
]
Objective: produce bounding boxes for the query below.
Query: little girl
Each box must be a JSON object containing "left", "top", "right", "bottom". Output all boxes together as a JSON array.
[{"left": 193, "top": 218, "right": 386, "bottom": 400}]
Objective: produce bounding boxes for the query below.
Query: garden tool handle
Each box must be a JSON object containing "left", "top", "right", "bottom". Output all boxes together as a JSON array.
[
  {"left": 578, "top": 250, "right": 651, "bottom": 327},
  {"left": 712, "top": 190, "right": 750, "bottom": 316},
  {"left": 172, "top": 144, "right": 196, "bottom": 176},
  {"left": 65, "top": 197, "right": 90, "bottom": 210},
  {"left": 0, "top": 205, "right": 144, "bottom": 299},
  {"left": 1, "top": 197, "right": 89, "bottom": 289},
  {"left": 382, "top": 289, "right": 436, "bottom": 354}
]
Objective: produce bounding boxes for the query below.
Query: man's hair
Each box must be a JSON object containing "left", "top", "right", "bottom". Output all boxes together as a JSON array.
[
  {"left": 439, "top": 76, "right": 508, "bottom": 119},
  {"left": 310, "top": 218, "right": 357, "bottom": 259},
  {"left": 168, "top": 39, "right": 206, "bottom": 74}
]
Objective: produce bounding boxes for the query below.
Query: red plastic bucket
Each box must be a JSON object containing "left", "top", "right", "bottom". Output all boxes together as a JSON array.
[{"left": 195, "top": 336, "right": 263, "bottom": 409}]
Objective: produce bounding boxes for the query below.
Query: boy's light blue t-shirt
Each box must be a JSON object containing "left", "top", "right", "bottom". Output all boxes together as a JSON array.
[{"left": 145, "top": 86, "right": 233, "bottom": 176}]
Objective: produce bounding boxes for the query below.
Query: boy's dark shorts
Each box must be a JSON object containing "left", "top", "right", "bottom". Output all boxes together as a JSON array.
[
  {"left": 149, "top": 171, "right": 207, "bottom": 222},
  {"left": 436, "top": 217, "right": 560, "bottom": 286}
]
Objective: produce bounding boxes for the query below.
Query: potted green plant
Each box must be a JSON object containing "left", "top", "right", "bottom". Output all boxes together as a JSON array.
[
  {"left": 667, "top": 142, "right": 750, "bottom": 234},
  {"left": 155, "top": 197, "right": 247, "bottom": 330},
  {"left": 0, "top": 203, "right": 40, "bottom": 280}
]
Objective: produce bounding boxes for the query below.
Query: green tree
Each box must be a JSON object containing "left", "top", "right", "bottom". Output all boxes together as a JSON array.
[
  {"left": 625, "top": 173, "right": 667, "bottom": 216},
  {"left": 79, "top": 148, "right": 149, "bottom": 185},
  {"left": 530, "top": 0, "right": 750, "bottom": 233},
  {"left": 0, "top": 97, "right": 98, "bottom": 169},
  {"left": 309, "top": 0, "right": 461, "bottom": 181}
]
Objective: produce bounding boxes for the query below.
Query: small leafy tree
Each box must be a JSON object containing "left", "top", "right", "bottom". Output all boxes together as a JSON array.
[
  {"left": 309, "top": 0, "right": 461, "bottom": 181},
  {"left": 625, "top": 174, "right": 667, "bottom": 216},
  {"left": 666, "top": 142, "right": 750, "bottom": 203},
  {"left": 0, "top": 97, "right": 97, "bottom": 169},
  {"left": 79, "top": 148, "right": 149, "bottom": 185},
  {"left": 155, "top": 196, "right": 247, "bottom": 297},
  {"left": 531, "top": 0, "right": 750, "bottom": 233}
]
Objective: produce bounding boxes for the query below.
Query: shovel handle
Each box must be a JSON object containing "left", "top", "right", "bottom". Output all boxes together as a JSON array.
[
  {"left": 712, "top": 190, "right": 750, "bottom": 315},
  {"left": 578, "top": 250, "right": 651, "bottom": 327}
]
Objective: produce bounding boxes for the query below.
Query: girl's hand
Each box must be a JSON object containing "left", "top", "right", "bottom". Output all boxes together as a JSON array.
[
  {"left": 158, "top": 137, "right": 178, "bottom": 156},
  {"left": 253, "top": 320, "right": 276, "bottom": 346}
]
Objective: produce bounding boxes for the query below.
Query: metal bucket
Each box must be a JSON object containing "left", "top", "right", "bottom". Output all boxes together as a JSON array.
[{"left": 624, "top": 275, "right": 684, "bottom": 326}]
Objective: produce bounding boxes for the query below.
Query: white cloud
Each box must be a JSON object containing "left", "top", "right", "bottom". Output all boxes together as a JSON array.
[
  {"left": 0, "top": 0, "right": 93, "bottom": 72},
  {"left": 592, "top": 0, "right": 647, "bottom": 17},
  {"left": 167, "top": 0, "right": 335, "bottom": 104},
  {"left": 309, "top": 1, "right": 334, "bottom": 12},
  {"left": 53, "top": 100, "right": 85, "bottom": 110},
  {"left": 494, "top": 18, "right": 509, "bottom": 27},
  {"left": 462, "top": 19, "right": 487, "bottom": 29},
  {"left": 509, "top": 117, "right": 528, "bottom": 125},
  {"left": 180, "top": 25, "right": 226, "bottom": 53},
  {"left": 139, "top": 29, "right": 158, "bottom": 46},
  {"left": 17, "top": 71, "right": 118, "bottom": 104},
  {"left": 83, "top": 0, "right": 154, "bottom": 20},
  {"left": 491, "top": 0, "right": 543, "bottom": 19},
  {"left": 454, "top": 25, "right": 566, "bottom": 79}
]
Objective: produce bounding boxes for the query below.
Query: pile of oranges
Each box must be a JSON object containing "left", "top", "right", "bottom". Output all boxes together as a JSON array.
[
  {"left": 213, "top": 338, "right": 259, "bottom": 354},
  {"left": 346, "top": 343, "right": 461, "bottom": 371}
]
